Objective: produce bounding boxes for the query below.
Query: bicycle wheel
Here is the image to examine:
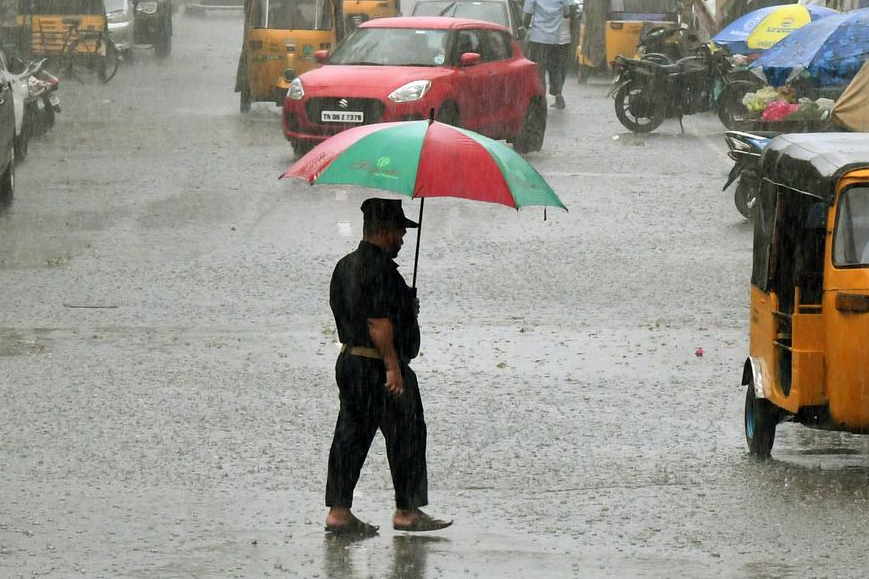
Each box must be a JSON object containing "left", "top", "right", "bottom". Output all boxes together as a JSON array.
[{"left": 97, "top": 39, "right": 120, "bottom": 84}]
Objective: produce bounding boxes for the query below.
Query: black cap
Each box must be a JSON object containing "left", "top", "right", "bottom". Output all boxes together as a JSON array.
[{"left": 360, "top": 198, "right": 419, "bottom": 229}]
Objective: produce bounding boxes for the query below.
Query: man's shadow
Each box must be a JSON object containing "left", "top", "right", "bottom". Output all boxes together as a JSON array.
[{"left": 322, "top": 533, "right": 449, "bottom": 579}]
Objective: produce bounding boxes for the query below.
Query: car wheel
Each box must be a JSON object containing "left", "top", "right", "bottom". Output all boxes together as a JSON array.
[
  {"left": 434, "top": 102, "right": 460, "bottom": 127},
  {"left": 513, "top": 97, "right": 546, "bottom": 154},
  {"left": 240, "top": 88, "right": 252, "bottom": 113},
  {"left": 0, "top": 143, "right": 14, "bottom": 203},
  {"left": 291, "top": 139, "right": 314, "bottom": 158},
  {"left": 744, "top": 381, "right": 778, "bottom": 460},
  {"left": 155, "top": 20, "right": 172, "bottom": 58}
]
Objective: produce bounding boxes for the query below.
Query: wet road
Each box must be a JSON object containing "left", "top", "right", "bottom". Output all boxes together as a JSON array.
[{"left": 2, "top": 12, "right": 869, "bottom": 579}]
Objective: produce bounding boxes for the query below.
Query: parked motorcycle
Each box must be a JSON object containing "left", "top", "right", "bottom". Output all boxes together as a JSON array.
[
  {"left": 1, "top": 58, "right": 61, "bottom": 159},
  {"left": 609, "top": 41, "right": 759, "bottom": 133},
  {"left": 722, "top": 130, "right": 773, "bottom": 219}
]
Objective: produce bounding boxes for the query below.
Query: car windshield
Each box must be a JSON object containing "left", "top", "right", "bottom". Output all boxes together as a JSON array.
[
  {"left": 329, "top": 27, "right": 450, "bottom": 67},
  {"left": 833, "top": 186, "right": 869, "bottom": 267},
  {"left": 264, "top": 0, "right": 332, "bottom": 30},
  {"left": 411, "top": 1, "right": 509, "bottom": 29},
  {"left": 104, "top": 0, "right": 126, "bottom": 12}
]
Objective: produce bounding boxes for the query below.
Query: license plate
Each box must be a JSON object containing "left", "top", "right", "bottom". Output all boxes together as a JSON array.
[
  {"left": 321, "top": 110, "right": 363, "bottom": 123},
  {"left": 49, "top": 95, "right": 60, "bottom": 107}
]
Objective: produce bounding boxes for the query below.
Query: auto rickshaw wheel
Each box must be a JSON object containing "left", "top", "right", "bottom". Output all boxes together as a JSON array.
[
  {"left": 240, "top": 88, "right": 252, "bottom": 113},
  {"left": 513, "top": 97, "right": 546, "bottom": 154},
  {"left": 744, "top": 382, "right": 778, "bottom": 460},
  {"left": 614, "top": 84, "right": 665, "bottom": 133}
]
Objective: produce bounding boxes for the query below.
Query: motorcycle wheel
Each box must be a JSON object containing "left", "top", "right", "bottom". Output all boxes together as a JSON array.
[
  {"left": 734, "top": 177, "right": 756, "bottom": 219},
  {"left": 614, "top": 84, "right": 665, "bottom": 133},
  {"left": 717, "top": 84, "right": 750, "bottom": 130}
]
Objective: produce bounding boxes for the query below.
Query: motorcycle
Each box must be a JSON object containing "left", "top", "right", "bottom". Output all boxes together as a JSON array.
[
  {"left": 609, "top": 40, "right": 759, "bottom": 133},
  {"left": 0, "top": 58, "right": 61, "bottom": 160},
  {"left": 722, "top": 130, "right": 773, "bottom": 219}
]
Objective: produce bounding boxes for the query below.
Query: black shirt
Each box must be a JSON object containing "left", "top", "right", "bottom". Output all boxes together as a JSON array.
[{"left": 330, "top": 241, "right": 420, "bottom": 359}]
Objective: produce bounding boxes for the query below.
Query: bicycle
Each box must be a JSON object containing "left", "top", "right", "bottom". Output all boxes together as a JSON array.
[{"left": 58, "top": 23, "right": 120, "bottom": 84}]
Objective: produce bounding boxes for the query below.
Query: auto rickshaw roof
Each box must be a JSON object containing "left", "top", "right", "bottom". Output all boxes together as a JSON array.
[{"left": 761, "top": 133, "right": 869, "bottom": 202}]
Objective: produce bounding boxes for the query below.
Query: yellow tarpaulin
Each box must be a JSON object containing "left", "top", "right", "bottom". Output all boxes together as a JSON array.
[{"left": 832, "top": 58, "right": 869, "bottom": 132}]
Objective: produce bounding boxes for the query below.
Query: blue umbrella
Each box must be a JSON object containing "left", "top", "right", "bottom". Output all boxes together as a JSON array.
[
  {"left": 749, "top": 8, "right": 869, "bottom": 87},
  {"left": 713, "top": 4, "right": 838, "bottom": 55}
]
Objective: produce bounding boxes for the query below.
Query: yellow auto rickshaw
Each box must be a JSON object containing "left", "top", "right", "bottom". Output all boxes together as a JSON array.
[
  {"left": 236, "top": 0, "right": 343, "bottom": 112},
  {"left": 17, "top": 0, "right": 119, "bottom": 81},
  {"left": 576, "top": 0, "right": 679, "bottom": 81},
  {"left": 342, "top": 0, "right": 398, "bottom": 33},
  {"left": 743, "top": 133, "right": 869, "bottom": 459}
]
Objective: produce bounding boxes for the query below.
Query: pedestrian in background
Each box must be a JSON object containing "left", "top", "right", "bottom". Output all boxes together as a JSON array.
[
  {"left": 555, "top": 0, "right": 579, "bottom": 106},
  {"left": 324, "top": 198, "right": 452, "bottom": 536},
  {"left": 523, "top": 0, "right": 571, "bottom": 109}
]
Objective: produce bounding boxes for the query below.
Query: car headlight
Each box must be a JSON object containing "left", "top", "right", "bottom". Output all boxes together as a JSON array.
[
  {"left": 107, "top": 10, "right": 127, "bottom": 23},
  {"left": 287, "top": 78, "right": 304, "bottom": 100},
  {"left": 388, "top": 80, "right": 431, "bottom": 103},
  {"left": 136, "top": 1, "right": 158, "bottom": 14}
]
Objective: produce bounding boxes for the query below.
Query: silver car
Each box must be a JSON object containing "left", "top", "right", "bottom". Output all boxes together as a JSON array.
[{"left": 106, "top": 0, "right": 136, "bottom": 52}]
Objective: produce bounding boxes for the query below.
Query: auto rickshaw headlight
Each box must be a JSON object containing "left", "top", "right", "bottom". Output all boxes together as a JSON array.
[
  {"left": 136, "top": 1, "right": 158, "bottom": 14},
  {"left": 288, "top": 78, "right": 305, "bottom": 100},
  {"left": 388, "top": 80, "right": 431, "bottom": 103}
]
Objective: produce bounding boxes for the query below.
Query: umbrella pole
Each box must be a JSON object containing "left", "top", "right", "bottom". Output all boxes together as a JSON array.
[{"left": 412, "top": 198, "right": 425, "bottom": 290}]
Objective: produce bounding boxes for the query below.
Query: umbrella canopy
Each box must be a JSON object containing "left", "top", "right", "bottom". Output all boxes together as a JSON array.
[
  {"left": 283, "top": 120, "right": 565, "bottom": 210},
  {"left": 713, "top": 4, "right": 837, "bottom": 55},
  {"left": 283, "top": 119, "right": 566, "bottom": 288},
  {"left": 749, "top": 8, "right": 869, "bottom": 87},
  {"left": 832, "top": 57, "right": 869, "bottom": 132}
]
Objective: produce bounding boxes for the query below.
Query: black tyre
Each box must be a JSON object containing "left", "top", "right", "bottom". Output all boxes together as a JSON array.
[
  {"left": 0, "top": 144, "right": 14, "bottom": 203},
  {"left": 434, "top": 102, "right": 460, "bottom": 127},
  {"left": 97, "top": 40, "right": 120, "bottom": 83},
  {"left": 613, "top": 83, "right": 665, "bottom": 133},
  {"left": 734, "top": 177, "right": 756, "bottom": 219},
  {"left": 291, "top": 139, "right": 314, "bottom": 158},
  {"left": 155, "top": 20, "right": 172, "bottom": 58},
  {"left": 513, "top": 98, "right": 546, "bottom": 154},
  {"left": 744, "top": 382, "right": 778, "bottom": 460},
  {"left": 240, "top": 87, "right": 252, "bottom": 113},
  {"left": 717, "top": 84, "right": 749, "bottom": 130},
  {"left": 42, "top": 100, "right": 56, "bottom": 131}
]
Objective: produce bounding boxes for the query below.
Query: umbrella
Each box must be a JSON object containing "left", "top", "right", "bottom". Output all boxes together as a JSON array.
[
  {"left": 282, "top": 118, "right": 566, "bottom": 288},
  {"left": 749, "top": 8, "right": 869, "bottom": 87},
  {"left": 831, "top": 57, "right": 869, "bottom": 132},
  {"left": 712, "top": 4, "right": 838, "bottom": 55}
]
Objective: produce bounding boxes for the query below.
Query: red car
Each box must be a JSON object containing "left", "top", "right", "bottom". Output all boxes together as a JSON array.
[{"left": 282, "top": 16, "right": 546, "bottom": 157}]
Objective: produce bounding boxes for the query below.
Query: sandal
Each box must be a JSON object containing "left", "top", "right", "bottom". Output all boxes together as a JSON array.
[
  {"left": 324, "top": 518, "right": 379, "bottom": 536},
  {"left": 393, "top": 512, "right": 452, "bottom": 532}
]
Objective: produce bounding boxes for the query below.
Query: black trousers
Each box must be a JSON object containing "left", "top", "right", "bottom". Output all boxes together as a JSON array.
[
  {"left": 325, "top": 352, "right": 428, "bottom": 510},
  {"left": 528, "top": 41, "right": 569, "bottom": 97}
]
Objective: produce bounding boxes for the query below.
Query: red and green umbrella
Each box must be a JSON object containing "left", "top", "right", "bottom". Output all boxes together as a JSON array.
[{"left": 282, "top": 119, "right": 566, "bottom": 286}]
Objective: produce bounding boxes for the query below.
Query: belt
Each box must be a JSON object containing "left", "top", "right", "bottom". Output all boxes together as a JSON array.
[
  {"left": 341, "top": 344, "right": 381, "bottom": 360},
  {"left": 341, "top": 344, "right": 410, "bottom": 364}
]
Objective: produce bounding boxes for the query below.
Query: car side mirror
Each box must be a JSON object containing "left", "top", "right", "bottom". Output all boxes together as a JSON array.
[
  {"left": 460, "top": 52, "right": 481, "bottom": 67},
  {"left": 313, "top": 49, "right": 329, "bottom": 64}
]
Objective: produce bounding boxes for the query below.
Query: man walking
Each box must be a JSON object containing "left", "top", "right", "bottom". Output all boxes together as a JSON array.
[
  {"left": 324, "top": 198, "right": 452, "bottom": 536},
  {"left": 523, "top": 0, "right": 572, "bottom": 109}
]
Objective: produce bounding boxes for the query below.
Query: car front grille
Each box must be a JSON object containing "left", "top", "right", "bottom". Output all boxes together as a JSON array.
[{"left": 305, "top": 97, "right": 385, "bottom": 127}]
